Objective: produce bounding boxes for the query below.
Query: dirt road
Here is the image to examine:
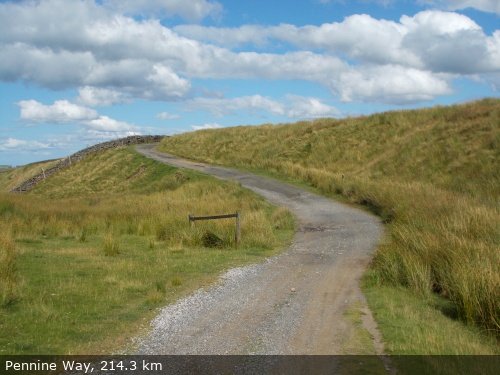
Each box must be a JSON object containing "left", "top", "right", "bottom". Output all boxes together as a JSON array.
[{"left": 135, "top": 144, "right": 384, "bottom": 354}]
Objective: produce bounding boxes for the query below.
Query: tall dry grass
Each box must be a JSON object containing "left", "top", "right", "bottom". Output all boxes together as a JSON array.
[
  {"left": 159, "top": 98, "right": 500, "bottom": 333},
  {"left": 0, "top": 147, "right": 289, "bottom": 252},
  {"left": 0, "top": 179, "right": 284, "bottom": 251},
  {"left": 0, "top": 232, "right": 18, "bottom": 307},
  {"left": 3, "top": 149, "right": 290, "bottom": 255}
]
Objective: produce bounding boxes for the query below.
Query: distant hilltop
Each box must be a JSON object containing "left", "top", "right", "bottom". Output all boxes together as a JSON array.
[{"left": 11, "top": 135, "right": 165, "bottom": 193}]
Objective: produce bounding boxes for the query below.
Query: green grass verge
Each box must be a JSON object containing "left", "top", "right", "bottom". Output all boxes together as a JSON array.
[
  {"left": 0, "top": 234, "right": 289, "bottom": 354},
  {"left": 362, "top": 272, "right": 498, "bottom": 354},
  {"left": 342, "top": 301, "right": 378, "bottom": 355}
]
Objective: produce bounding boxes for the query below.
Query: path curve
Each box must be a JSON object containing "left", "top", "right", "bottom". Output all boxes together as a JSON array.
[{"left": 135, "top": 144, "right": 384, "bottom": 355}]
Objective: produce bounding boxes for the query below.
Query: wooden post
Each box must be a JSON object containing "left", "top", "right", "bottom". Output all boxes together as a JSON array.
[
  {"left": 41, "top": 168, "right": 46, "bottom": 180},
  {"left": 235, "top": 211, "right": 240, "bottom": 247}
]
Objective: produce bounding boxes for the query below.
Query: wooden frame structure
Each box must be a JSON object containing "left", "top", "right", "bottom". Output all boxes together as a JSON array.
[{"left": 188, "top": 212, "right": 241, "bottom": 246}]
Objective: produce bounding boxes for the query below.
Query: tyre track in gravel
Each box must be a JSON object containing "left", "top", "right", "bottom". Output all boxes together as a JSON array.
[{"left": 135, "top": 144, "right": 385, "bottom": 355}]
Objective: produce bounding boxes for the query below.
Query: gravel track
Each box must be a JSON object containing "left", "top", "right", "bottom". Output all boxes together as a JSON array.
[{"left": 135, "top": 144, "right": 384, "bottom": 355}]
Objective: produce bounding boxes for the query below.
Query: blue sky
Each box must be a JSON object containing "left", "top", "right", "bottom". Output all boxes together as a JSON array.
[{"left": 0, "top": 0, "right": 499, "bottom": 165}]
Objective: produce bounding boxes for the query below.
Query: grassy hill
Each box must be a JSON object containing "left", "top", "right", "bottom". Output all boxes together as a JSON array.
[
  {"left": 31, "top": 147, "right": 192, "bottom": 197},
  {"left": 160, "top": 99, "right": 498, "bottom": 204},
  {"left": 159, "top": 98, "right": 500, "bottom": 351},
  {"left": 0, "top": 146, "right": 293, "bottom": 354},
  {"left": 0, "top": 159, "right": 60, "bottom": 192}
]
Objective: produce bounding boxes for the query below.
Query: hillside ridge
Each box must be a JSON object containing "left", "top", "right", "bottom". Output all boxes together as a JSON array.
[{"left": 11, "top": 135, "right": 165, "bottom": 193}]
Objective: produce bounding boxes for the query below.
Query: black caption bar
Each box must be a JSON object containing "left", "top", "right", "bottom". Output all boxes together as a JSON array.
[{"left": 1, "top": 355, "right": 498, "bottom": 375}]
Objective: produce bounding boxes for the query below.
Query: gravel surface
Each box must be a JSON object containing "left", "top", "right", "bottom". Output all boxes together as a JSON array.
[{"left": 134, "top": 144, "right": 384, "bottom": 355}]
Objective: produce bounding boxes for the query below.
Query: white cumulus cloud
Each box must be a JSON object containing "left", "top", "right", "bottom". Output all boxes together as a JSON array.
[
  {"left": 175, "top": 11, "right": 499, "bottom": 75},
  {"left": 285, "top": 95, "right": 340, "bottom": 118},
  {"left": 84, "top": 116, "right": 137, "bottom": 132},
  {"left": 186, "top": 95, "right": 285, "bottom": 117},
  {"left": 191, "top": 123, "right": 222, "bottom": 130},
  {"left": 17, "top": 99, "right": 139, "bottom": 134},
  {"left": 0, "top": 0, "right": 193, "bottom": 101},
  {"left": 146, "top": 64, "right": 191, "bottom": 99},
  {"left": 83, "top": 129, "right": 142, "bottom": 141},
  {"left": 77, "top": 87, "right": 129, "bottom": 107},
  {"left": 18, "top": 100, "right": 98, "bottom": 123},
  {"left": 0, "top": 138, "right": 51, "bottom": 152},
  {"left": 186, "top": 95, "right": 339, "bottom": 119},
  {"left": 400, "top": 10, "right": 497, "bottom": 73},
  {"left": 0, "top": 1, "right": 497, "bottom": 106},
  {"left": 333, "top": 65, "right": 452, "bottom": 103}
]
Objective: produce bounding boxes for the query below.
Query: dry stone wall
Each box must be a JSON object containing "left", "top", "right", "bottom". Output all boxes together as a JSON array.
[{"left": 11, "top": 135, "right": 165, "bottom": 193}]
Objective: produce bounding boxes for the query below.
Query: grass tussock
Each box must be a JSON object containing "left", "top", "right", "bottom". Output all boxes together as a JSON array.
[
  {"left": 0, "top": 233, "right": 18, "bottom": 307},
  {"left": 0, "top": 147, "right": 294, "bottom": 354},
  {"left": 159, "top": 98, "right": 500, "bottom": 336},
  {"left": 102, "top": 234, "right": 120, "bottom": 256}
]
